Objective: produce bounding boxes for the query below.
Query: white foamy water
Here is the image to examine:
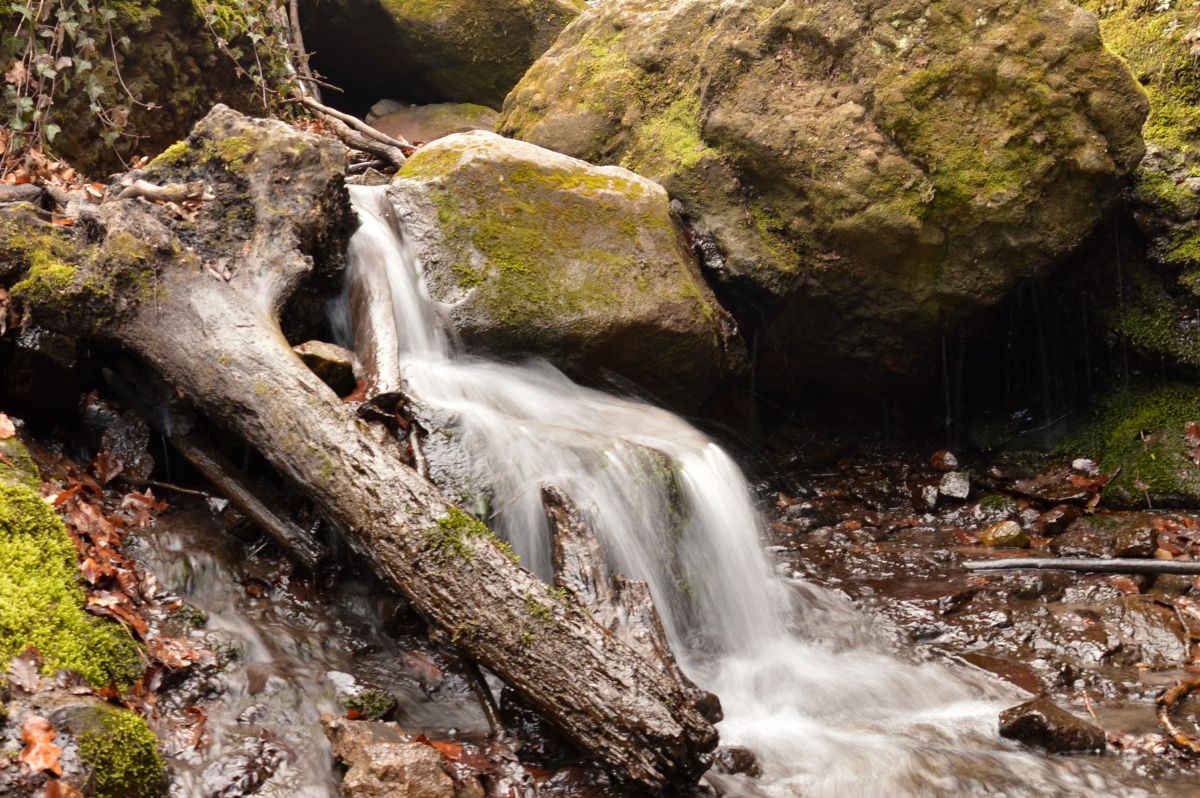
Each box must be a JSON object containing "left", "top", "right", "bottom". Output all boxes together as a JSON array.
[{"left": 340, "top": 184, "right": 1164, "bottom": 797}]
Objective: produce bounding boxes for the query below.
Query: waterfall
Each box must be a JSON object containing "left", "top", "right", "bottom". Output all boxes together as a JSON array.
[{"left": 341, "top": 185, "right": 1148, "bottom": 797}]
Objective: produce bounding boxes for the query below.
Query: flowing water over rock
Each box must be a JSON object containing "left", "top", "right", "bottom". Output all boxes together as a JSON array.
[
  {"left": 339, "top": 184, "right": 1192, "bottom": 796},
  {"left": 130, "top": 509, "right": 488, "bottom": 798}
]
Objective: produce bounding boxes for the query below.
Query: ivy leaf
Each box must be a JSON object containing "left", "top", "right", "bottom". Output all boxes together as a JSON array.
[{"left": 44, "top": 122, "right": 60, "bottom": 142}]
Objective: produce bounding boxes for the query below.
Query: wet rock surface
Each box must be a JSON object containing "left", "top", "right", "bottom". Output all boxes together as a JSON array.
[
  {"left": 322, "top": 715, "right": 458, "bottom": 798},
  {"left": 999, "top": 697, "right": 1106, "bottom": 754},
  {"left": 761, "top": 443, "right": 1200, "bottom": 788},
  {"left": 294, "top": 340, "right": 357, "bottom": 396}
]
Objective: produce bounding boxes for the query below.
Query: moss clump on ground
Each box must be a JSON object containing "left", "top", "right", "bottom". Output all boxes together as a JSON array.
[
  {"left": 77, "top": 704, "right": 164, "bottom": 798},
  {"left": 0, "top": 481, "right": 143, "bottom": 686},
  {"left": 341, "top": 688, "right": 396, "bottom": 720},
  {"left": 1061, "top": 382, "right": 1200, "bottom": 506}
]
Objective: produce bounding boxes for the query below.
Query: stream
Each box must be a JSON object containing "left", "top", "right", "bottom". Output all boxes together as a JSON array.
[{"left": 135, "top": 186, "right": 1197, "bottom": 797}]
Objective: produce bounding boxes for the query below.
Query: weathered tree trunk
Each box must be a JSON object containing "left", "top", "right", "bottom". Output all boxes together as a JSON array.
[{"left": 0, "top": 107, "right": 717, "bottom": 789}]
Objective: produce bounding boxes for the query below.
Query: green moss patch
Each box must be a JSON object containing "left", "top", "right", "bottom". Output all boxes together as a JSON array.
[
  {"left": 78, "top": 704, "right": 164, "bottom": 798},
  {"left": 423, "top": 506, "right": 519, "bottom": 563},
  {"left": 2, "top": 212, "right": 157, "bottom": 329},
  {"left": 0, "top": 481, "right": 143, "bottom": 686},
  {"left": 399, "top": 137, "right": 715, "bottom": 335},
  {"left": 1062, "top": 383, "right": 1200, "bottom": 506}
]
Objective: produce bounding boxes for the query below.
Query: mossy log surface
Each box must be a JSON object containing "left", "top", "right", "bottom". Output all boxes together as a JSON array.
[{"left": 0, "top": 106, "right": 717, "bottom": 790}]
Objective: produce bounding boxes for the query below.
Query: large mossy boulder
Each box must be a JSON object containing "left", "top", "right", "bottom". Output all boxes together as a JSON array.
[
  {"left": 389, "top": 130, "right": 745, "bottom": 412},
  {"left": 300, "top": 0, "right": 586, "bottom": 109},
  {"left": 500, "top": 0, "right": 1148, "bottom": 403},
  {"left": 1070, "top": 1, "right": 1200, "bottom": 378}
]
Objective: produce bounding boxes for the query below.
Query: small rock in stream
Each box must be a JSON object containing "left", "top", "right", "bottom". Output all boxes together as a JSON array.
[
  {"left": 998, "top": 698, "right": 1105, "bottom": 754},
  {"left": 712, "top": 745, "right": 762, "bottom": 778},
  {"left": 939, "top": 471, "right": 971, "bottom": 500},
  {"left": 294, "top": 340, "right": 357, "bottom": 396},
  {"left": 322, "top": 714, "right": 457, "bottom": 798},
  {"left": 981, "top": 521, "right": 1030, "bottom": 548},
  {"left": 1030, "top": 504, "right": 1082, "bottom": 537},
  {"left": 930, "top": 450, "right": 959, "bottom": 472},
  {"left": 1114, "top": 524, "right": 1158, "bottom": 558}
]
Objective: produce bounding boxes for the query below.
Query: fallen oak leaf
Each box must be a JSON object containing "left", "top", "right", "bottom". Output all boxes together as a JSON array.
[
  {"left": 20, "top": 715, "right": 63, "bottom": 776},
  {"left": 8, "top": 646, "right": 43, "bottom": 693},
  {"left": 0, "top": 412, "right": 15, "bottom": 439}
]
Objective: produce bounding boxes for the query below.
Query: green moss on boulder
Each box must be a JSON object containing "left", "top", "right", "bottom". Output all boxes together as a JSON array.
[
  {"left": 0, "top": 465, "right": 142, "bottom": 686},
  {"left": 77, "top": 704, "right": 165, "bottom": 798},
  {"left": 390, "top": 130, "right": 744, "bottom": 411},
  {"left": 501, "top": 0, "right": 1147, "bottom": 403},
  {"left": 1063, "top": 383, "right": 1200, "bottom": 507},
  {"left": 1080, "top": 0, "right": 1200, "bottom": 272}
]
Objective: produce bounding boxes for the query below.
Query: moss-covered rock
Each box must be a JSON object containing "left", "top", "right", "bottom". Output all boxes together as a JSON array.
[
  {"left": 0, "top": 207, "right": 161, "bottom": 333},
  {"left": 76, "top": 704, "right": 165, "bottom": 798},
  {"left": 35, "top": 695, "right": 165, "bottom": 798},
  {"left": 1079, "top": 0, "right": 1200, "bottom": 269},
  {"left": 389, "top": 130, "right": 744, "bottom": 411},
  {"left": 0, "top": 441, "right": 143, "bottom": 686},
  {"left": 500, "top": 0, "right": 1147, "bottom": 403},
  {"left": 300, "top": 0, "right": 586, "bottom": 108},
  {"left": 1063, "top": 382, "right": 1200, "bottom": 507}
]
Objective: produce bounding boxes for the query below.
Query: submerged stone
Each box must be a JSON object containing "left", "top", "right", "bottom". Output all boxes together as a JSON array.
[{"left": 323, "top": 714, "right": 458, "bottom": 798}]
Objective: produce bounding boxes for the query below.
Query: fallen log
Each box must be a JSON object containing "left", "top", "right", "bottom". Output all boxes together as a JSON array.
[
  {"left": 0, "top": 106, "right": 716, "bottom": 790},
  {"left": 963, "top": 557, "right": 1200, "bottom": 576},
  {"left": 104, "top": 365, "right": 329, "bottom": 571}
]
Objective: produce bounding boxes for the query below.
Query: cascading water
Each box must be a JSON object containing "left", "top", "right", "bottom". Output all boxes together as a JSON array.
[{"left": 341, "top": 184, "right": 1160, "bottom": 797}]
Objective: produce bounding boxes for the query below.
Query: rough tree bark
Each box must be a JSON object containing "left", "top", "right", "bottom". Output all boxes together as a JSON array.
[{"left": 0, "top": 106, "right": 717, "bottom": 790}]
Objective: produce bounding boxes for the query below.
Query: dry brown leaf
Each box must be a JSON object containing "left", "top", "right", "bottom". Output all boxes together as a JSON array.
[
  {"left": 20, "top": 715, "right": 63, "bottom": 776},
  {"left": 43, "top": 780, "right": 85, "bottom": 798},
  {"left": 0, "top": 412, "right": 15, "bottom": 439},
  {"left": 429, "top": 739, "right": 463, "bottom": 760},
  {"left": 8, "top": 647, "right": 43, "bottom": 692}
]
